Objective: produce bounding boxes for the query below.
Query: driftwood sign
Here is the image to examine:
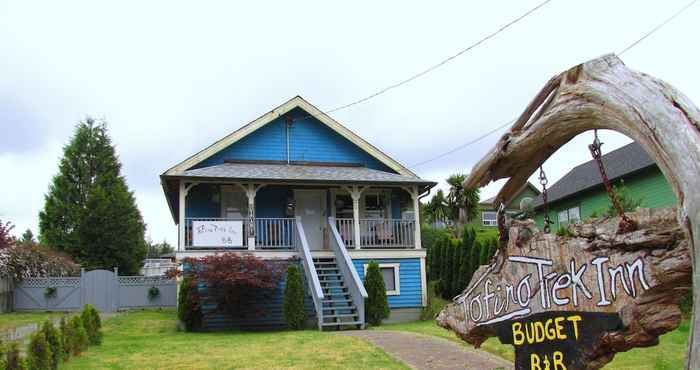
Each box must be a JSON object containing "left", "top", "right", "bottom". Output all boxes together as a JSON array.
[
  {"left": 439, "top": 54, "right": 700, "bottom": 369},
  {"left": 438, "top": 208, "right": 690, "bottom": 369}
]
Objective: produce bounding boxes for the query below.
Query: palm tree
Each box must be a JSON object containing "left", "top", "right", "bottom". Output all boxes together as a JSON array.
[
  {"left": 446, "top": 174, "right": 480, "bottom": 226},
  {"left": 426, "top": 189, "right": 449, "bottom": 224}
]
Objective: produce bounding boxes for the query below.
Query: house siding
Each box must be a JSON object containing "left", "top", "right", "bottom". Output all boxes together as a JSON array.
[
  {"left": 534, "top": 166, "right": 676, "bottom": 229},
  {"left": 352, "top": 258, "right": 423, "bottom": 308},
  {"left": 195, "top": 108, "right": 394, "bottom": 172}
]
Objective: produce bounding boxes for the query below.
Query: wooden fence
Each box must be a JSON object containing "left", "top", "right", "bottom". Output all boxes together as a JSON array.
[{"left": 0, "top": 277, "right": 12, "bottom": 313}]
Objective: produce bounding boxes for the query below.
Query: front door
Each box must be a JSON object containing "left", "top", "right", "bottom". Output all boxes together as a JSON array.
[{"left": 295, "top": 190, "right": 325, "bottom": 250}]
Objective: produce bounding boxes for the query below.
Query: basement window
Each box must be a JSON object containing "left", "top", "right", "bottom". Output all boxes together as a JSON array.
[{"left": 364, "top": 263, "right": 400, "bottom": 296}]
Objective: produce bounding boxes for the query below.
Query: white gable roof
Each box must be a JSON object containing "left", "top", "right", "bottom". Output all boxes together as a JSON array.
[{"left": 163, "top": 96, "right": 418, "bottom": 177}]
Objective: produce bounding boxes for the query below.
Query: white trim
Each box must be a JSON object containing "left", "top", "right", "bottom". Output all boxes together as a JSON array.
[
  {"left": 363, "top": 263, "right": 401, "bottom": 296},
  {"left": 164, "top": 96, "right": 417, "bottom": 177},
  {"left": 176, "top": 249, "right": 426, "bottom": 260},
  {"left": 419, "top": 256, "right": 428, "bottom": 307}
]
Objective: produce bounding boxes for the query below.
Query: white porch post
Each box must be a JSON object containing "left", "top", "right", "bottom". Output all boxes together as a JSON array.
[
  {"left": 178, "top": 181, "right": 186, "bottom": 252},
  {"left": 239, "top": 183, "right": 264, "bottom": 250},
  {"left": 408, "top": 186, "right": 422, "bottom": 249},
  {"left": 345, "top": 185, "right": 365, "bottom": 249}
]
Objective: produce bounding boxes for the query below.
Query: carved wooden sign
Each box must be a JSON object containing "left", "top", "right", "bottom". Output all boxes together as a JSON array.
[{"left": 437, "top": 208, "right": 690, "bottom": 369}]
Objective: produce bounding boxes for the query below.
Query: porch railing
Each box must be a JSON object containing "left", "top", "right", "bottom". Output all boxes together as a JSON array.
[
  {"left": 334, "top": 218, "right": 415, "bottom": 249},
  {"left": 184, "top": 217, "right": 296, "bottom": 250}
]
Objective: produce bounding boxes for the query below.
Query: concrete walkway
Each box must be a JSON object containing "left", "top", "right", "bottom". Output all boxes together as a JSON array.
[{"left": 341, "top": 330, "right": 513, "bottom": 370}]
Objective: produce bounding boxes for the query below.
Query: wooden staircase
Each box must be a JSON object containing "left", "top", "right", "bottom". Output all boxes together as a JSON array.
[{"left": 313, "top": 257, "right": 362, "bottom": 330}]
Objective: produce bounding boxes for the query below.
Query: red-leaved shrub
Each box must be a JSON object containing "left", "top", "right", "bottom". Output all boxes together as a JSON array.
[{"left": 174, "top": 253, "right": 285, "bottom": 318}]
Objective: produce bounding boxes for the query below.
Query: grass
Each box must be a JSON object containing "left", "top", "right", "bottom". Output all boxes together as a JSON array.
[
  {"left": 63, "top": 309, "right": 407, "bottom": 370},
  {"left": 376, "top": 319, "right": 690, "bottom": 370},
  {"left": 0, "top": 311, "right": 71, "bottom": 331}
]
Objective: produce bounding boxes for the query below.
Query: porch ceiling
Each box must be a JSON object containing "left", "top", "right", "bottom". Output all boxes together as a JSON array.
[{"left": 163, "top": 163, "right": 436, "bottom": 186}]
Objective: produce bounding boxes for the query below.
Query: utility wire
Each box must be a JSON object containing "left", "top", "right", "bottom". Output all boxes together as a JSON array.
[
  {"left": 324, "top": 0, "right": 553, "bottom": 115},
  {"left": 408, "top": 119, "right": 514, "bottom": 169},
  {"left": 408, "top": 0, "right": 698, "bottom": 172},
  {"left": 619, "top": 0, "right": 698, "bottom": 55}
]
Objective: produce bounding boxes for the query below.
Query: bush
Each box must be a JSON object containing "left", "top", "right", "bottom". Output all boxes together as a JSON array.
[
  {"left": 0, "top": 339, "right": 5, "bottom": 370},
  {"left": 66, "top": 316, "right": 88, "bottom": 356},
  {"left": 0, "top": 244, "right": 80, "bottom": 281},
  {"left": 40, "top": 320, "right": 63, "bottom": 369},
  {"left": 81, "top": 304, "right": 102, "bottom": 345},
  {"left": 178, "top": 275, "right": 202, "bottom": 332},
  {"left": 364, "top": 261, "right": 390, "bottom": 326},
  {"left": 28, "top": 331, "right": 52, "bottom": 370},
  {"left": 283, "top": 264, "right": 306, "bottom": 330},
  {"left": 59, "top": 317, "right": 71, "bottom": 360},
  {"left": 6, "top": 342, "right": 25, "bottom": 370}
]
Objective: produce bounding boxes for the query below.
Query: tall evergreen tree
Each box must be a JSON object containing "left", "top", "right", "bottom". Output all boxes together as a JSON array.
[
  {"left": 479, "top": 239, "right": 491, "bottom": 266},
  {"left": 457, "top": 227, "right": 475, "bottom": 293},
  {"left": 39, "top": 119, "right": 146, "bottom": 274},
  {"left": 439, "top": 238, "right": 451, "bottom": 297},
  {"left": 430, "top": 239, "right": 442, "bottom": 281},
  {"left": 364, "top": 261, "right": 390, "bottom": 325},
  {"left": 469, "top": 240, "right": 482, "bottom": 280}
]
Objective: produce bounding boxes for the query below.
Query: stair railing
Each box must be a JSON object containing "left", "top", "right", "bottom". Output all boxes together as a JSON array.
[
  {"left": 328, "top": 217, "right": 368, "bottom": 328},
  {"left": 294, "top": 217, "right": 324, "bottom": 329}
]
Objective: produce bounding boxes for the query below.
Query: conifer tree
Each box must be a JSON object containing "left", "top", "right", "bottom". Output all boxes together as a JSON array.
[
  {"left": 430, "top": 239, "right": 443, "bottom": 281},
  {"left": 451, "top": 239, "right": 462, "bottom": 297},
  {"left": 469, "top": 240, "right": 482, "bottom": 280},
  {"left": 283, "top": 264, "right": 306, "bottom": 330},
  {"left": 457, "top": 227, "right": 475, "bottom": 293},
  {"left": 364, "top": 261, "right": 390, "bottom": 325},
  {"left": 40, "top": 320, "right": 62, "bottom": 370},
  {"left": 39, "top": 119, "right": 146, "bottom": 274}
]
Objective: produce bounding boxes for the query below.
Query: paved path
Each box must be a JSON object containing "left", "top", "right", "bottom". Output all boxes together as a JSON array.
[{"left": 341, "top": 330, "right": 513, "bottom": 370}]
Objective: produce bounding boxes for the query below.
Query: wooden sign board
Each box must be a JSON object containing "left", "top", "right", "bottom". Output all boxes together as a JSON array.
[
  {"left": 437, "top": 208, "right": 690, "bottom": 370},
  {"left": 192, "top": 220, "right": 243, "bottom": 247}
]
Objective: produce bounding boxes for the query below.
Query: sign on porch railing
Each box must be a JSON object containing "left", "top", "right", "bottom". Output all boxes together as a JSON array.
[{"left": 192, "top": 220, "right": 243, "bottom": 247}]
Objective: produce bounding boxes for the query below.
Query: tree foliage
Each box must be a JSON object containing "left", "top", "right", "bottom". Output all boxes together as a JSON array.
[
  {"left": 364, "top": 261, "right": 390, "bottom": 326},
  {"left": 604, "top": 180, "right": 644, "bottom": 217},
  {"left": 81, "top": 304, "right": 102, "bottom": 345},
  {"left": 67, "top": 316, "right": 88, "bottom": 356},
  {"left": 18, "top": 229, "right": 36, "bottom": 247},
  {"left": 0, "top": 245, "right": 80, "bottom": 281},
  {"left": 5, "top": 342, "right": 24, "bottom": 370},
  {"left": 283, "top": 264, "right": 306, "bottom": 330},
  {"left": 146, "top": 239, "right": 175, "bottom": 258},
  {"left": 0, "top": 219, "right": 15, "bottom": 250},
  {"left": 446, "top": 174, "right": 481, "bottom": 225},
  {"left": 39, "top": 118, "right": 146, "bottom": 274},
  {"left": 177, "top": 275, "right": 202, "bottom": 332}
]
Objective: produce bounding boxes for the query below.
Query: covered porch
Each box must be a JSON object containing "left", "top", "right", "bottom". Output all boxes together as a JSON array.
[{"left": 161, "top": 162, "right": 434, "bottom": 253}]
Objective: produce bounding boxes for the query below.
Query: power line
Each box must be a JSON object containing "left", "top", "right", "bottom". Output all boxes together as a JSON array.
[
  {"left": 619, "top": 0, "right": 698, "bottom": 55},
  {"left": 407, "top": 0, "right": 698, "bottom": 172},
  {"left": 408, "top": 119, "right": 514, "bottom": 169}
]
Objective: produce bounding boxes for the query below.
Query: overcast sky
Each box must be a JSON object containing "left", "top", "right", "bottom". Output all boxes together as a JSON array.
[{"left": 1, "top": 0, "right": 698, "bottom": 244}]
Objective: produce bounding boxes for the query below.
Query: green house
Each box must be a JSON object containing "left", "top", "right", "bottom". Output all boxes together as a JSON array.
[
  {"left": 532, "top": 142, "right": 676, "bottom": 230},
  {"left": 478, "top": 182, "right": 540, "bottom": 227}
]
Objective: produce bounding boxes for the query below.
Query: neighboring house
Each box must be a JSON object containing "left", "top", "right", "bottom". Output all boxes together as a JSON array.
[
  {"left": 160, "top": 96, "right": 436, "bottom": 330},
  {"left": 140, "top": 258, "right": 178, "bottom": 277},
  {"left": 477, "top": 182, "right": 540, "bottom": 227},
  {"left": 532, "top": 142, "right": 676, "bottom": 230}
]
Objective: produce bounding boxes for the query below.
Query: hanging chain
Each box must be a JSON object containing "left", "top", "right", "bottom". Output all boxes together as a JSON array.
[
  {"left": 539, "top": 166, "right": 553, "bottom": 233},
  {"left": 588, "top": 130, "right": 637, "bottom": 234}
]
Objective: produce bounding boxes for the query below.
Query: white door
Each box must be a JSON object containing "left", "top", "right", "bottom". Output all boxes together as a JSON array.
[{"left": 295, "top": 190, "right": 325, "bottom": 250}]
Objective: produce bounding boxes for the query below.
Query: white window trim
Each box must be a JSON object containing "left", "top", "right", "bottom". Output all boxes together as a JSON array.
[
  {"left": 482, "top": 211, "right": 498, "bottom": 227},
  {"left": 363, "top": 263, "right": 400, "bottom": 296}
]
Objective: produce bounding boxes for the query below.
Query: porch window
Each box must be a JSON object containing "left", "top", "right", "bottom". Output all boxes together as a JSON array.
[
  {"left": 221, "top": 186, "right": 248, "bottom": 219},
  {"left": 363, "top": 191, "right": 389, "bottom": 219},
  {"left": 334, "top": 194, "right": 353, "bottom": 218},
  {"left": 364, "top": 263, "right": 400, "bottom": 296},
  {"left": 482, "top": 211, "right": 498, "bottom": 226}
]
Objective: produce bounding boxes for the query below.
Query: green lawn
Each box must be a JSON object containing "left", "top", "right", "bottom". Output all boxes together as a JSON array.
[
  {"left": 0, "top": 311, "right": 71, "bottom": 331},
  {"left": 64, "top": 309, "right": 407, "bottom": 370},
  {"left": 376, "top": 320, "right": 690, "bottom": 369}
]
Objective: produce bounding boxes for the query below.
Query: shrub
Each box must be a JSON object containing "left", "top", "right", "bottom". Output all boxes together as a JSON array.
[
  {"left": 0, "top": 339, "right": 5, "bottom": 370},
  {"left": 81, "top": 304, "right": 102, "bottom": 345},
  {"left": 556, "top": 225, "right": 574, "bottom": 237},
  {"left": 0, "top": 244, "right": 80, "bottom": 281},
  {"left": 178, "top": 275, "right": 202, "bottom": 331},
  {"left": 6, "top": 342, "right": 25, "bottom": 370},
  {"left": 364, "top": 261, "right": 390, "bottom": 326},
  {"left": 147, "top": 286, "right": 160, "bottom": 301},
  {"left": 175, "top": 253, "right": 284, "bottom": 319},
  {"left": 283, "top": 264, "right": 306, "bottom": 330},
  {"left": 67, "top": 316, "right": 88, "bottom": 356},
  {"left": 40, "top": 320, "right": 63, "bottom": 369},
  {"left": 28, "top": 331, "right": 52, "bottom": 370},
  {"left": 59, "top": 316, "right": 73, "bottom": 361}
]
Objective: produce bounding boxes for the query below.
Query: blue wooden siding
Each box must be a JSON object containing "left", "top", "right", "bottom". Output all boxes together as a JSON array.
[
  {"left": 195, "top": 107, "right": 395, "bottom": 172},
  {"left": 391, "top": 189, "right": 402, "bottom": 219},
  {"left": 255, "top": 186, "right": 289, "bottom": 218},
  {"left": 353, "top": 258, "right": 423, "bottom": 308}
]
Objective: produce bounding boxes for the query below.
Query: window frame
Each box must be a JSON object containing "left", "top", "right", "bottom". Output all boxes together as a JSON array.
[
  {"left": 363, "top": 263, "right": 400, "bottom": 296},
  {"left": 481, "top": 211, "right": 498, "bottom": 227}
]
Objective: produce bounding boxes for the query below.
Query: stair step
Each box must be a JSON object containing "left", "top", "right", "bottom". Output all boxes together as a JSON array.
[
  {"left": 323, "top": 299, "right": 353, "bottom": 304},
  {"left": 323, "top": 313, "right": 359, "bottom": 319},
  {"left": 313, "top": 260, "right": 337, "bottom": 264},
  {"left": 316, "top": 268, "right": 339, "bottom": 271},
  {"left": 321, "top": 321, "right": 363, "bottom": 327}
]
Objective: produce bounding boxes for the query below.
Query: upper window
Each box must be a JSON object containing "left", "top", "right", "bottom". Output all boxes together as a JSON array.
[
  {"left": 558, "top": 206, "right": 581, "bottom": 226},
  {"left": 482, "top": 211, "right": 498, "bottom": 226},
  {"left": 364, "top": 263, "right": 400, "bottom": 295}
]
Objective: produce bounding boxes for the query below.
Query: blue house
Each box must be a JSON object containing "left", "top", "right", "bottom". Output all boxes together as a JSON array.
[{"left": 161, "top": 96, "right": 436, "bottom": 330}]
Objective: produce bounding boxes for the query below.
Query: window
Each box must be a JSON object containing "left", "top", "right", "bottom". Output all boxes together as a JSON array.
[
  {"left": 482, "top": 211, "right": 498, "bottom": 226},
  {"left": 221, "top": 186, "right": 248, "bottom": 219},
  {"left": 558, "top": 206, "right": 581, "bottom": 227},
  {"left": 364, "top": 263, "right": 400, "bottom": 295}
]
